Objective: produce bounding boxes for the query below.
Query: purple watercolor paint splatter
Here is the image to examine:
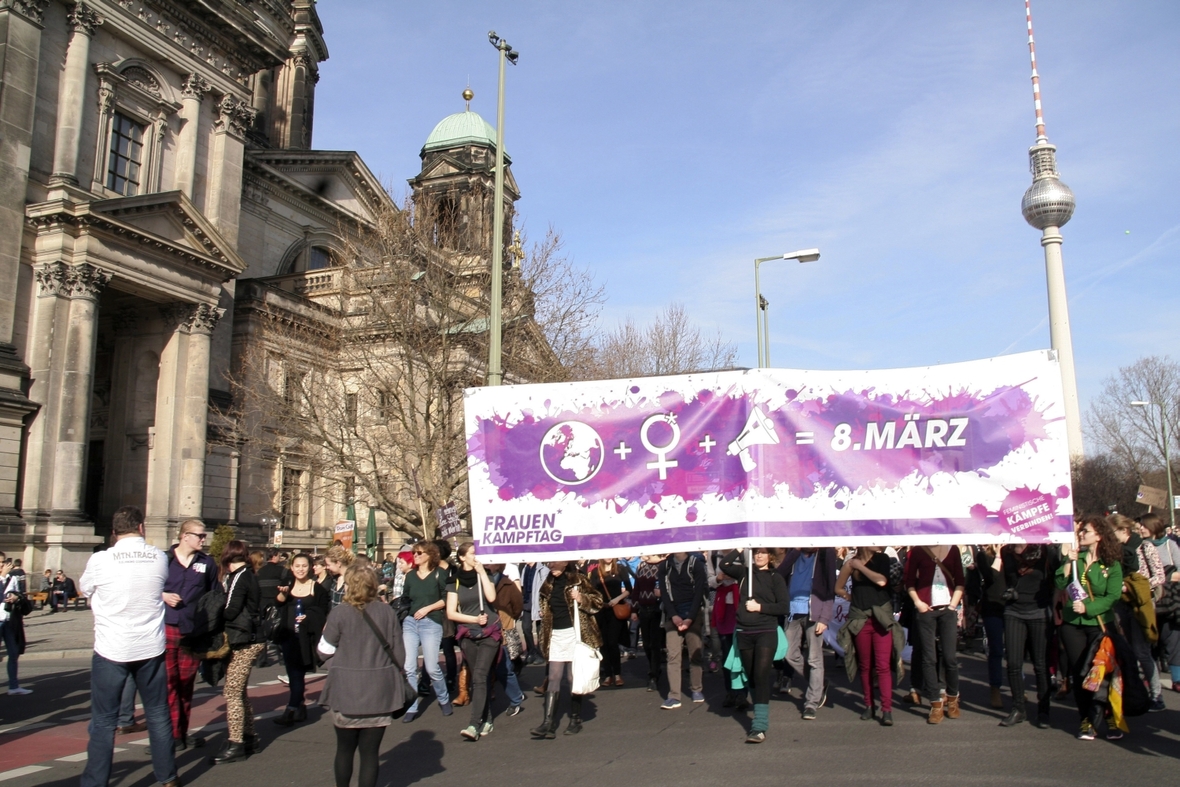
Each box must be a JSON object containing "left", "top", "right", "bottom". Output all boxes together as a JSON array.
[{"left": 467, "top": 383, "right": 1058, "bottom": 512}]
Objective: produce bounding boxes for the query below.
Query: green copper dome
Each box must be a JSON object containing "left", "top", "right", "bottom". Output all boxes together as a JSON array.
[{"left": 422, "top": 110, "right": 504, "bottom": 154}]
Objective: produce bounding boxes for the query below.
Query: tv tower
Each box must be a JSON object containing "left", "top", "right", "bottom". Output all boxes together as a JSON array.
[{"left": 1019, "top": 0, "right": 1084, "bottom": 457}]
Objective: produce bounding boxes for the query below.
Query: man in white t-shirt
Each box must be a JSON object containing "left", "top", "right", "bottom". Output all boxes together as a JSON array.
[{"left": 79, "top": 506, "right": 178, "bottom": 787}]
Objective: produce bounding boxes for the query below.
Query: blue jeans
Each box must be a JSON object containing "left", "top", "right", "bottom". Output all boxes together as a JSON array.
[
  {"left": 0, "top": 620, "right": 20, "bottom": 689},
  {"left": 982, "top": 614, "right": 1005, "bottom": 688},
  {"left": 402, "top": 616, "right": 449, "bottom": 708},
  {"left": 280, "top": 636, "right": 307, "bottom": 707},
  {"left": 82, "top": 652, "right": 176, "bottom": 787},
  {"left": 494, "top": 644, "right": 524, "bottom": 707},
  {"left": 117, "top": 674, "right": 137, "bottom": 726}
]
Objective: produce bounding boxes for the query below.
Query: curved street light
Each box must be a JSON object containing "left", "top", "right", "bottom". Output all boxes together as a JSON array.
[{"left": 754, "top": 248, "right": 820, "bottom": 368}]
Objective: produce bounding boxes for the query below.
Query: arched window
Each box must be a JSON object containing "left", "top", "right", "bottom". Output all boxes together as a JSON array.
[{"left": 308, "top": 246, "right": 333, "bottom": 270}]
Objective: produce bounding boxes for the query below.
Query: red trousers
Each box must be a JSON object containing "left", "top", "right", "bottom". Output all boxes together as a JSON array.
[
  {"left": 854, "top": 616, "right": 893, "bottom": 713},
  {"left": 165, "top": 624, "right": 201, "bottom": 739}
]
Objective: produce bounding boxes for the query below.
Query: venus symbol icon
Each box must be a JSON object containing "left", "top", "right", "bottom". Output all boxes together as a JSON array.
[{"left": 727, "top": 408, "right": 779, "bottom": 472}]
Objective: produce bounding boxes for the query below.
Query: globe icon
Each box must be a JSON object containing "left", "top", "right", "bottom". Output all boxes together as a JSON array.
[{"left": 539, "top": 421, "right": 605, "bottom": 485}]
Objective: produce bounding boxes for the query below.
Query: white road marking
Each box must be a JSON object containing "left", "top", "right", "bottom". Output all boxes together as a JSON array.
[{"left": 0, "top": 766, "right": 51, "bottom": 782}]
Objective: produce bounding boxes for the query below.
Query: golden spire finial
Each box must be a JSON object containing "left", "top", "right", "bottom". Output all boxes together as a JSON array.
[{"left": 463, "top": 87, "right": 474, "bottom": 111}]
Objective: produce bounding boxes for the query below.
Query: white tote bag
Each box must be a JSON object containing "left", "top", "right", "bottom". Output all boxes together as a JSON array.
[{"left": 570, "top": 597, "right": 601, "bottom": 695}]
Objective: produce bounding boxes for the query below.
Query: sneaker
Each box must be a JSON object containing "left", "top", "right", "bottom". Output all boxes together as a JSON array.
[
  {"left": 277, "top": 674, "right": 289, "bottom": 685},
  {"left": 506, "top": 704, "right": 524, "bottom": 717},
  {"left": 439, "top": 701, "right": 454, "bottom": 717},
  {"left": 661, "top": 698, "right": 682, "bottom": 710},
  {"left": 460, "top": 725, "right": 480, "bottom": 740},
  {"left": 691, "top": 691, "right": 705, "bottom": 704},
  {"left": 8, "top": 687, "right": 32, "bottom": 696},
  {"left": 479, "top": 721, "right": 494, "bottom": 736},
  {"left": 745, "top": 730, "right": 766, "bottom": 744},
  {"left": 1148, "top": 697, "right": 1166, "bottom": 712},
  {"left": 802, "top": 706, "right": 817, "bottom": 721},
  {"left": 1077, "top": 721, "right": 1095, "bottom": 741},
  {"left": 646, "top": 679, "right": 658, "bottom": 692},
  {"left": 722, "top": 694, "right": 736, "bottom": 709},
  {"left": 817, "top": 679, "right": 829, "bottom": 709},
  {"left": 1105, "top": 729, "right": 1124, "bottom": 741}
]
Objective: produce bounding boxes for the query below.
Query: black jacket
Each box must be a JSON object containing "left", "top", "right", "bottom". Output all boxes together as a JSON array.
[
  {"left": 223, "top": 566, "right": 261, "bottom": 649},
  {"left": 719, "top": 551, "right": 790, "bottom": 631},
  {"left": 659, "top": 554, "right": 708, "bottom": 626}
]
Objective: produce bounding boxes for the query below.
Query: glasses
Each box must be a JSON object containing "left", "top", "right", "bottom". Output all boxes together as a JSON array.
[{"left": 187, "top": 532, "right": 208, "bottom": 540}]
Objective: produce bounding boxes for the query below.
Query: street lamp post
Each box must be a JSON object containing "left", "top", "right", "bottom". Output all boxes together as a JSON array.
[
  {"left": 1132, "top": 400, "right": 1175, "bottom": 532},
  {"left": 753, "top": 249, "right": 820, "bottom": 368},
  {"left": 486, "top": 31, "right": 519, "bottom": 387}
]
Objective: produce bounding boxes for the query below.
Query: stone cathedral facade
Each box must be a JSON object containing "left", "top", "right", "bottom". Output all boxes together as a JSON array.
[{"left": 0, "top": 0, "right": 538, "bottom": 572}]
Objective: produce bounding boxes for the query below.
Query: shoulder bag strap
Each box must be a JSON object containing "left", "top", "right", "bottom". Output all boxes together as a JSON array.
[
  {"left": 572, "top": 590, "right": 582, "bottom": 641},
  {"left": 360, "top": 607, "right": 397, "bottom": 665},
  {"left": 921, "top": 546, "right": 954, "bottom": 583}
]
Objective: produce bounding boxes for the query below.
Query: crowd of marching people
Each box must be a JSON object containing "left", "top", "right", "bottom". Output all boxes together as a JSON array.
[{"left": 8, "top": 506, "right": 1175, "bottom": 787}]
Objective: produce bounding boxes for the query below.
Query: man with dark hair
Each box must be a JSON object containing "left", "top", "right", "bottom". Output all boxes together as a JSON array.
[
  {"left": 162, "top": 518, "right": 217, "bottom": 749},
  {"left": 79, "top": 506, "right": 178, "bottom": 787},
  {"left": 254, "top": 548, "right": 290, "bottom": 669},
  {"left": 659, "top": 552, "right": 709, "bottom": 709}
]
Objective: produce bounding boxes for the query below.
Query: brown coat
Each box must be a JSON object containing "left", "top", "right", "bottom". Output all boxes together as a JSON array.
[{"left": 537, "top": 570, "right": 603, "bottom": 657}]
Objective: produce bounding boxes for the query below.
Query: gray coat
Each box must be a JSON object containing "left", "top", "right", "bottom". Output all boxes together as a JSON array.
[{"left": 317, "top": 601, "right": 407, "bottom": 717}]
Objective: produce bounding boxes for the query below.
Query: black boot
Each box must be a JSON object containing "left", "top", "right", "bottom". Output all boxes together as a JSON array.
[
  {"left": 1000, "top": 701, "right": 1027, "bottom": 727},
  {"left": 564, "top": 695, "right": 583, "bottom": 735},
  {"left": 531, "top": 692, "right": 559, "bottom": 739},
  {"left": 211, "top": 741, "right": 248, "bottom": 764},
  {"left": 273, "top": 707, "right": 295, "bottom": 727},
  {"left": 243, "top": 734, "right": 259, "bottom": 754},
  {"left": 1035, "top": 694, "right": 1051, "bottom": 728},
  {"left": 292, "top": 705, "right": 307, "bottom": 723}
]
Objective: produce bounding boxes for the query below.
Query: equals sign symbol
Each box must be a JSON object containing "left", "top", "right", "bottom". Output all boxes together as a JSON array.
[{"left": 795, "top": 432, "right": 815, "bottom": 445}]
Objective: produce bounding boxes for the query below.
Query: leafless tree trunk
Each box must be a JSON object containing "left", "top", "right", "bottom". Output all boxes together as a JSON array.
[
  {"left": 589, "top": 302, "right": 739, "bottom": 380},
  {"left": 1086, "top": 356, "right": 1179, "bottom": 491}
]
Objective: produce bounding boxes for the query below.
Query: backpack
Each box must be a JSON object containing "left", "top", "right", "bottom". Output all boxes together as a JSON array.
[{"left": 190, "top": 581, "right": 227, "bottom": 639}]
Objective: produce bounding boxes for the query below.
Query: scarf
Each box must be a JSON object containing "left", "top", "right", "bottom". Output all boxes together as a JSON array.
[{"left": 453, "top": 566, "right": 479, "bottom": 588}]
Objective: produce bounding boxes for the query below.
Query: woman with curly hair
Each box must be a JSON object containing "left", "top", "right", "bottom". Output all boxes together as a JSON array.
[
  {"left": 530, "top": 562, "right": 603, "bottom": 739},
  {"left": 1055, "top": 515, "right": 1124, "bottom": 741}
]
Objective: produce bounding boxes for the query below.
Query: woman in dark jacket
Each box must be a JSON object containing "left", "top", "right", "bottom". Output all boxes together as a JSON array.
[
  {"left": 317, "top": 565, "right": 406, "bottom": 787},
  {"left": 212, "top": 540, "right": 263, "bottom": 764},
  {"left": 589, "top": 558, "right": 632, "bottom": 686},
  {"left": 836, "top": 547, "right": 900, "bottom": 726},
  {"left": 530, "top": 561, "right": 603, "bottom": 739},
  {"left": 719, "top": 549, "right": 789, "bottom": 743},
  {"left": 998, "top": 542, "right": 1058, "bottom": 728},
  {"left": 274, "top": 552, "right": 331, "bottom": 727}
]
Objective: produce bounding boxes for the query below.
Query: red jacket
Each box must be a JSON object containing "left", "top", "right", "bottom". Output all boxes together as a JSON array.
[
  {"left": 711, "top": 582, "right": 739, "bottom": 635},
  {"left": 904, "top": 547, "right": 965, "bottom": 607}
]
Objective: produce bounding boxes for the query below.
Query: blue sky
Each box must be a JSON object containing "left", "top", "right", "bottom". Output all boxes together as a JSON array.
[{"left": 311, "top": 1, "right": 1179, "bottom": 425}]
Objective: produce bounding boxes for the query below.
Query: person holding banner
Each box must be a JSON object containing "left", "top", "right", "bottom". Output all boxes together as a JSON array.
[
  {"left": 1056, "top": 516, "right": 1124, "bottom": 740},
  {"left": 778, "top": 547, "right": 838, "bottom": 720},
  {"left": 835, "top": 547, "right": 903, "bottom": 726},
  {"left": 998, "top": 542, "right": 1059, "bottom": 728},
  {"left": 718, "top": 549, "right": 790, "bottom": 743},
  {"left": 905, "top": 545, "right": 966, "bottom": 724},
  {"left": 530, "top": 562, "right": 603, "bottom": 739},
  {"left": 589, "top": 558, "right": 632, "bottom": 687},
  {"left": 446, "top": 543, "right": 500, "bottom": 741}
]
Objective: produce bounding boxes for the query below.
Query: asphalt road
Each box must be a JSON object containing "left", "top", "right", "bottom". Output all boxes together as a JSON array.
[{"left": 2, "top": 647, "right": 1178, "bottom": 787}]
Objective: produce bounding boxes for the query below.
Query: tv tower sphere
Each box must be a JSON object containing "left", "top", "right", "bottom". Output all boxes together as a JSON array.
[{"left": 1021, "top": 141, "right": 1075, "bottom": 230}]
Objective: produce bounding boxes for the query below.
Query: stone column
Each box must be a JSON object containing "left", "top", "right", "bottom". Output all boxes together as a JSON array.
[
  {"left": 0, "top": 0, "right": 48, "bottom": 544},
  {"left": 145, "top": 302, "right": 219, "bottom": 545},
  {"left": 174, "top": 73, "right": 209, "bottom": 198},
  {"left": 206, "top": 95, "right": 253, "bottom": 246},
  {"left": 178, "top": 303, "right": 221, "bottom": 520},
  {"left": 50, "top": 2, "right": 102, "bottom": 186}
]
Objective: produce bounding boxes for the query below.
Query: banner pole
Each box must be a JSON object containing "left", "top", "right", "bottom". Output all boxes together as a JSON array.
[{"left": 747, "top": 547, "right": 753, "bottom": 588}]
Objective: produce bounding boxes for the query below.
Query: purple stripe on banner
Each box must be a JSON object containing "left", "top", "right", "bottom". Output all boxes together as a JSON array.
[{"left": 475, "top": 515, "right": 1075, "bottom": 557}]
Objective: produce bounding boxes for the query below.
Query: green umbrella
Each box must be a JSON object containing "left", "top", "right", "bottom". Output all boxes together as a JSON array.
[
  {"left": 345, "top": 501, "right": 357, "bottom": 554},
  {"left": 365, "top": 507, "right": 378, "bottom": 561}
]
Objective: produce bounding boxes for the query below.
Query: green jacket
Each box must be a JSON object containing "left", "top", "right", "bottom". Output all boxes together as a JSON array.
[
  {"left": 836, "top": 602, "right": 906, "bottom": 684},
  {"left": 1055, "top": 553, "right": 1122, "bottom": 627}
]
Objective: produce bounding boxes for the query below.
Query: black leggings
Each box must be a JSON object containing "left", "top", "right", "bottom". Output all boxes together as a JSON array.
[
  {"left": 334, "top": 726, "right": 385, "bottom": 787},
  {"left": 1003, "top": 613, "right": 1050, "bottom": 710},
  {"left": 1058, "top": 623, "right": 1105, "bottom": 727},
  {"left": 737, "top": 629, "right": 777, "bottom": 705},
  {"left": 460, "top": 636, "right": 500, "bottom": 727},
  {"left": 638, "top": 606, "right": 664, "bottom": 681},
  {"left": 597, "top": 610, "right": 622, "bottom": 677}
]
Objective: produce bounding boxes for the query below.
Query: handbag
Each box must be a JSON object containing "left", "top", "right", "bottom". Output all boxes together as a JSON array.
[
  {"left": 499, "top": 610, "right": 524, "bottom": 659},
  {"left": 260, "top": 605, "right": 282, "bottom": 643},
  {"left": 391, "top": 594, "right": 412, "bottom": 624},
  {"left": 359, "top": 607, "right": 416, "bottom": 719},
  {"left": 598, "top": 564, "right": 632, "bottom": 620},
  {"left": 570, "top": 595, "right": 602, "bottom": 695}
]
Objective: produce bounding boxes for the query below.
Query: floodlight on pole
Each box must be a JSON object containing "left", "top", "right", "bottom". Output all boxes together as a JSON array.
[
  {"left": 486, "top": 31, "right": 518, "bottom": 387},
  {"left": 753, "top": 248, "right": 820, "bottom": 368},
  {"left": 1132, "top": 400, "right": 1175, "bottom": 531}
]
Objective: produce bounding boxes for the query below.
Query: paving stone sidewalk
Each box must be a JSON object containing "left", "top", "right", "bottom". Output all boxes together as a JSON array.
[{"left": 1, "top": 604, "right": 95, "bottom": 661}]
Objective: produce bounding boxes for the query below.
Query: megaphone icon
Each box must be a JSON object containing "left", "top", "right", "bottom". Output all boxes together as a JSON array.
[{"left": 727, "top": 407, "right": 779, "bottom": 472}]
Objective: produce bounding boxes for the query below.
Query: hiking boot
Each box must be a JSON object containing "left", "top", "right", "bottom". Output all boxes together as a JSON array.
[
  {"left": 927, "top": 700, "right": 944, "bottom": 724},
  {"left": 945, "top": 693, "right": 960, "bottom": 719}
]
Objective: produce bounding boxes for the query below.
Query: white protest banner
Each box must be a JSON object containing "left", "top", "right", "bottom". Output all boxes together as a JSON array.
[{"left": 464, "top": 351, "right": 1074, "bottom": 561}]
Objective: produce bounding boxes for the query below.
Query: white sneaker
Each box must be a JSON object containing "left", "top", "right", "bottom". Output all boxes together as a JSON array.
[
  {"left": 277, "top": 675, "right": 289, "bottom": 685},
  {"left": 8, "top": 687, "right": 32, "bottom": 695}
]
